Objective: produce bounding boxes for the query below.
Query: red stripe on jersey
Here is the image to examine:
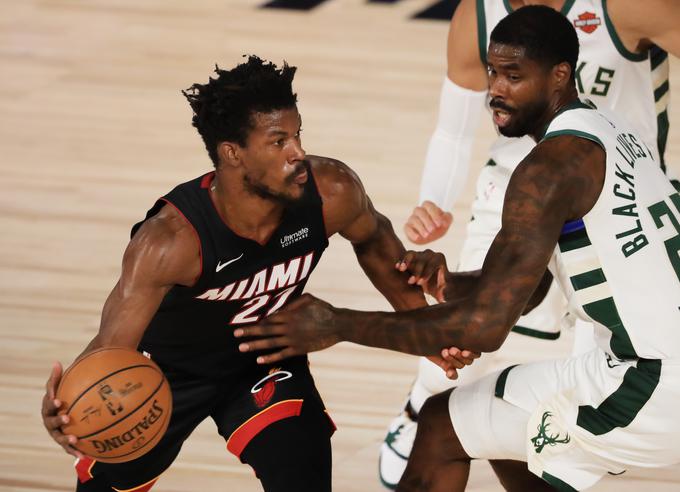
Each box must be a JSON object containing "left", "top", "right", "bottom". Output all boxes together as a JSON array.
[
  {"left": 75, "top": 456, "right": 95, "bottom": 483},
  {"left": 226, "top": 399, "right": 303, "bottom": 458},
  {"left": 200, "top": 172, "right": 215, "bottom": 189},
  {"left": 159, "top": 198, "right": 203, "bottom": 286},
  {"left": 309, "top": 165, "right": 329, "bottom": 239}
]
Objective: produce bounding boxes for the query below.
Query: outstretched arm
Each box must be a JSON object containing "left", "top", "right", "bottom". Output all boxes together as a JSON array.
[
  {"left": 396, "top": 249, "right": 554, "bottom": 315},
  {"left": 236, "top": 136, "right": 604, "bottom": 361},
  {"left": 41, "top": 204, "right": 200, "bottom": 458}
]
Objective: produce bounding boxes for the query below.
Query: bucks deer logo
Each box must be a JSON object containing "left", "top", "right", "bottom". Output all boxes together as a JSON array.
[{"left": 530, "top": 411, "right": 571, "bottom": 454}]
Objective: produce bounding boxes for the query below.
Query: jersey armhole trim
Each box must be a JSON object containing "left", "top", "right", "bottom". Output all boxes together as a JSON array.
[
  {"left": 541, "top": 129, "right": 605, "bottom": 151},
  {"left": 159, "top": 197, "right": 204, "bottom": 288},
  {"left": 476, "top": 0, "right": 487, "bottom": 66},
  {"left": 308, "top": 164, "right": 330, "bottom": 240},
  {"left": 559, "top": 0, "right": 576, "bottom": 16},
  {"left": 602, "top": 0, "right": 647, "bottom": 62}
]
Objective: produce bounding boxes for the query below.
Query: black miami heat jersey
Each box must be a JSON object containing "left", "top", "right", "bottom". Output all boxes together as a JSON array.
[{"left": 131, "top": 164, "right": 329, "bottom": 379}]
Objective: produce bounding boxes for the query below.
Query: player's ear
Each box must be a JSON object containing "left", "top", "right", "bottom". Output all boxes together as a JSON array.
[
  {"left": 217, "top": 141, "right": 241, "bottom": 168},
  {"left": 552, "top": 61, "right": 572, "bottom": 91}
]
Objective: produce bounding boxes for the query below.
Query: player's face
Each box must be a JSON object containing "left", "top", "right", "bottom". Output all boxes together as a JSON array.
[
  {"left": 487, "top": 42, "right": 552, "bottom": 138},
  {"left": 240, "top": 106, "right": 307, "bottom": 205}
]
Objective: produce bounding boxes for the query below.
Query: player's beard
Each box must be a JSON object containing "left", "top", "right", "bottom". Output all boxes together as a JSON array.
[
  {"left": 491, "top": 97, "right": 549, "bottom": 138},
  {"left": 243, "top": 166, "right": 307, "bottom": 208}
]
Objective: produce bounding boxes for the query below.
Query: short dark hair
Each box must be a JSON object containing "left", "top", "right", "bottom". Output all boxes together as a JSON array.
[
  {"left": 182, "top": 55, "right": 298, "bottom": 166},
  {"left": 490, "top": 5, "right": 579, "bottom": 80}
]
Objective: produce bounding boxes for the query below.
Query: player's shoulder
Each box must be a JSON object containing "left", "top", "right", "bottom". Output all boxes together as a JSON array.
[
  {"left": 129, "top": 204, "right": 200, "bottom": 265},
  {"left": 306, "top": 155, "right": 363, "bottom": 202}
]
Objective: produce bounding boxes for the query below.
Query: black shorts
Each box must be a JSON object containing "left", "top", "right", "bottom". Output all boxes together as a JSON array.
[{"left": 75, "top": 356, "right": 335, "bottom": 491}]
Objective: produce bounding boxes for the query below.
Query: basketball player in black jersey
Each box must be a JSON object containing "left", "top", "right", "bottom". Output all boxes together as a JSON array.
[{"left": 40, "top": 56, "right": 473, "bottom": 492}]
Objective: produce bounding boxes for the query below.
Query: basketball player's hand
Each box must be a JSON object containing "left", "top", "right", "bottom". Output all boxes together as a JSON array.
[
  {"left": 397, "top": 252, "right": 480, "bottom": 375},
  {"left": 404, "top": 201, "right": 453, "bottom": 244},
  {"left": 235, "top": 294, "right": 340, "bottom": 363},
  {"left": 41, "top": 362, "right": 83, "bottom": 458},
  {"left": 437, "top": 347, "right": 481, "bottom": 379},
  {"left": 396, "top": 249, "right": 450, "bottom": 302}
]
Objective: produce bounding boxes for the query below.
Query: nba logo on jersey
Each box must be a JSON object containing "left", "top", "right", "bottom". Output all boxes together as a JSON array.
[{"left": 573, "top": 12, "right": 601, "bottom": 34}]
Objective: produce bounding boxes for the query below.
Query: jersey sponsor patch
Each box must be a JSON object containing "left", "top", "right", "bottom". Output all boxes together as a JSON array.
[
  {"left": 573, "top": 12, "right": 601, "bottom": 34},
  {"left": 280, "top": 227, "right": 309, "bottom": 248}
]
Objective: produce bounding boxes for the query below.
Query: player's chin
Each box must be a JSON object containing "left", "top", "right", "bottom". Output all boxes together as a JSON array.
[
  {"left": 497, "top": 121, "right": 526, "bottom": 138},
  {"left": 286, "top": 184, "right": 306, "bottom": 202}
]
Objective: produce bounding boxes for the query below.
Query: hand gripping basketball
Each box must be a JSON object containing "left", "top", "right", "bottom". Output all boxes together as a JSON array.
[{"left": 47, "top": 347, "right": 173, "bottom": 463}]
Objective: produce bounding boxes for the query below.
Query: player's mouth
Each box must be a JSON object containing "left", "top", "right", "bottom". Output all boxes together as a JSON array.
[
  {"left": 293, "top": 169, "right": 308, "bottom": 184},
  {"left": 492, "top": 109, "right": 512, "bottom": 128}
]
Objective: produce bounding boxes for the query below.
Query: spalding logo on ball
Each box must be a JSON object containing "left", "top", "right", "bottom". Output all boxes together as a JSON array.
[{"left": 56, "top": 347, "right": 172, "bottom": 463}]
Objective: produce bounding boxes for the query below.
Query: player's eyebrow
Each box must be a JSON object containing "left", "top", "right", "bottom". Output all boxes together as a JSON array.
[{"left": 495, "top": 62, "right": 522, "bottom": 70}]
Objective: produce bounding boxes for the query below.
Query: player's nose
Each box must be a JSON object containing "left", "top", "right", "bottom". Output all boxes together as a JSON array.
[
  {"left": 289, "top": 139, "right": 305, "bottom": 162},
  {"left": 488, "top": 77, "right": 507, "bottom": 101}
]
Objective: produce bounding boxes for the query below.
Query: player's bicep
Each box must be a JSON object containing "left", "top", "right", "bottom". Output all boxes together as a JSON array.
[
  {"left": 94, "top": 210, "right": 200, "bottom": 348},
  {"left": 478, "top": 147, "right": 577, "bottom": 312}
]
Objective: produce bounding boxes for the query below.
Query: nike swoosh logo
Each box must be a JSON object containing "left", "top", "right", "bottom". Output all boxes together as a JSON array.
[{"left": 216, "top": 253, "right": 244, "bottom": 272}]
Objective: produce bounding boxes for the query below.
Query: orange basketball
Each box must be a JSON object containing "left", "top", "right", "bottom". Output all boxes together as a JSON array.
[{"left": 56, "top": 347, "right": 172, "bottom": 463}]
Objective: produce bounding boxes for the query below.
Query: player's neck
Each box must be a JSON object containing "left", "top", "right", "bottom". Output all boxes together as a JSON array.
[
  {"left": 529, "top": 88, "right": 579, "bottom": 142},
  {"left": 210, "top": 175, "right": 285, "bottom": 244},
  {"left": 513, "top": 0, "right": 564, "bottom": 10}
]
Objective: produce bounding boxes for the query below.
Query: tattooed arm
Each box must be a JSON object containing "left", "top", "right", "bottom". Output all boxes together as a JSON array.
[
  {"left": 395, "top": 249, "right": 553, "bottom": 315},
  {"left": 236, "top": 136, "right": 604, "bottom": 362}
]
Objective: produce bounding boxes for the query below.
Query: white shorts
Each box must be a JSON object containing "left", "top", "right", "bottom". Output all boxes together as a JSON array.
[{"left": 449, "top": 349, "right": 680, "bottom": 490}]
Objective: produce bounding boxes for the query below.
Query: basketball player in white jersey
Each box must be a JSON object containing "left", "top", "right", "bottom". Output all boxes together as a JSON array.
[
  {"left": 235, "top": 7, "right": 680, "bottom": 489},
  {"left": 382, "top": 0, "right": 680, "bottom": 485}
]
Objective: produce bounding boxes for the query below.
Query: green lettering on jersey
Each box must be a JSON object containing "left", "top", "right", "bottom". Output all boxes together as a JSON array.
[
  {"left": 613, "top": 204, "right": 638, "bottom": 217},
  {"left": 591, "top": 67, "right": 615, "bottom": 97},
  {"left": 648, "top": 193, "right": 680, "bottom": 282},
  {"left": 574, "top": 62, "right": 616, "bottom": 98},
  {"left": 575, "top": 61, "right": 586, "bottom": 94}
]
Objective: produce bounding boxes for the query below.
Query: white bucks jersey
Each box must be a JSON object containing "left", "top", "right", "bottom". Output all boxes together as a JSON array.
[
  {"left": 544, "top": 103, "right": 680, "bottom": 360},
  {"left": 477, "top": 0, "right": 670, "bottom": 171}
]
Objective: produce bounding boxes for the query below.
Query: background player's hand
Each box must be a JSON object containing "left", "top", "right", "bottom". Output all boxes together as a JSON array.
[
  {"left": 235, "top": 294, "right": 341, "bottom": 364},
  {"left": 396, "top": 249, "right": 450, "bottom": 302},
  {"left": 403, "top": 201, "right": 453, "bottom": 244},
  {"left": 41, "top": 362, "right": 83, "bottom": 458}
]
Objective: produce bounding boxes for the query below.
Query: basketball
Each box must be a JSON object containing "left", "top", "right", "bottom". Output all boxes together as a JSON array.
[{"left": 56, "top": 347, "right": 172, "bottom": 463}]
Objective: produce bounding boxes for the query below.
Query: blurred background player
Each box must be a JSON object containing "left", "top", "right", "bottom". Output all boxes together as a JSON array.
[{"left": 381, "top": 0, "right": 680, "bottom": 487}]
